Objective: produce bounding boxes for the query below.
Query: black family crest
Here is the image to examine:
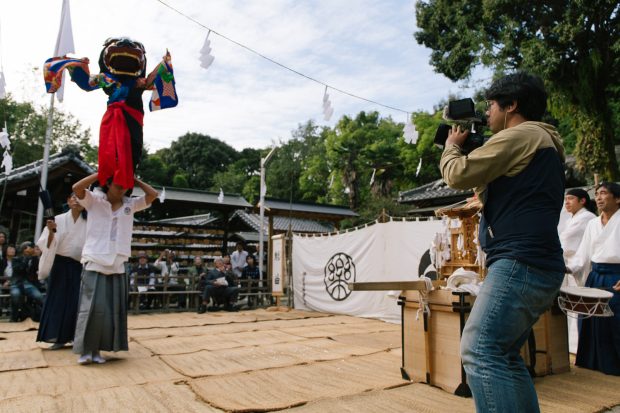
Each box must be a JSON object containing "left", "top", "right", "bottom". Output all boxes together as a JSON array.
[{"left": 324, "top": 253, "right": 356, "bottom": 301}]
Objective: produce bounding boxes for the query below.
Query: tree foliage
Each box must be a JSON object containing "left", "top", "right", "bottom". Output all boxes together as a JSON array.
[
  {"left": 0, "top": 96, "right": 94, "bottom": 167},
  {"left": 415, "top": 0, "right": 620, "bottom": 179},
  {"left": 157, "top": 132, "right": 239, "bottom": 190}
]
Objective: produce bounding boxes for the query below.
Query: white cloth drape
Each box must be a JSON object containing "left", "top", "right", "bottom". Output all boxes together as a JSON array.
[{"left": 292, "top": 220, "right": 443, "bottom": 323}]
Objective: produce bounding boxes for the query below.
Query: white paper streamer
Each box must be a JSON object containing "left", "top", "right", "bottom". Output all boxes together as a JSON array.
[
  {"left": 322, "top": 87, "right": 334, "bottom": 121},
  {"left": 199, "top": 31, "right": 215, "bottom": 70}
]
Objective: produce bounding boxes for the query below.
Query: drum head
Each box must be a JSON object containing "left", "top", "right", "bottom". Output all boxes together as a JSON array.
[{"left": 560, "top": 286, "right": 613, "bottom": 299}]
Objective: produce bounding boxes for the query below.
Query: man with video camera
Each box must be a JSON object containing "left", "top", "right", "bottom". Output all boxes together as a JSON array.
[{"left": 440, "top": 72, "right": 566, "bottom": 413}]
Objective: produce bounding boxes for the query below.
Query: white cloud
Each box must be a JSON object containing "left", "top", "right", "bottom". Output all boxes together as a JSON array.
[{"left": 0, "top": 0, "right": 486, "bottom": 153}]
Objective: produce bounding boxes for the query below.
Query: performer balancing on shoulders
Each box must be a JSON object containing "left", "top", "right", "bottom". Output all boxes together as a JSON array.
[
  {"left": 440, "top": 72, "right": 566, "bottom": 413},
  {"left": 72, "top": 172, "right": 158, "bottom": 365},
  {"left": 567, "top": 182, "right": 620, "bottom": 375}
]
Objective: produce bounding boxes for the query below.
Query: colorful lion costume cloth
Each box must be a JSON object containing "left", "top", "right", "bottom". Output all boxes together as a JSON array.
[{"left": 44, "top": 37, "right": 178, "bottom": 189}]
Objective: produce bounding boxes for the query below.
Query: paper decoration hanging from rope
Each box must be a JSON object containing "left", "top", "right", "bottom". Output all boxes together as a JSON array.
[
  {"left": 404, "top": 115, "right": 419, "bottom": 145},
  {"left": 200, "top": 31, "right": 215, "bottom": 70},
  {"left": 0, "top": 71, "right": 6, "bottom": 99},
  {"left": 416, "top": 158, "right": 422, "bottom": 177},
  {"left": 369, "top": 168, "right": 376, "bottom": 187},
  {"left": 158, "top": 187, "right": 166, "bottom": 203},
  {"left": 1, "top": 152, "right": 12, "bottom": 173},
  {"left": 218, "top": 188, "right": 224, "bottom": 203},
  {"left": 0, "top": 127, "right": 11, "bottom": 174},
  {"left": 322, "top": 86, "right": 334, "bottom": 121},
  {"left": 0, "top": 128, "right": 10, "bottom": 149}
]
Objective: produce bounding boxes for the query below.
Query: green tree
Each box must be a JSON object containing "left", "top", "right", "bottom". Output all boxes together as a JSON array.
[
  {"left": 415, "top": 0, "right": 620, "bottom": 179},
  {"left": 0, "top": 96, "right": 93, "bottom": 167},
  {"left": 211, "top": 147, "right": 261, "bottom": 201},
  {"left": 325, "top": 111, "right": 406, "bottom": 210},
  {"left": 400, "top": 111, "right": 445, "bottom": 187},
  {"left": 136, "top": 146, "right": 170, "bottom": 186},
  {"left": 159, "top": 133, "right": 238, "bottom": 190}
]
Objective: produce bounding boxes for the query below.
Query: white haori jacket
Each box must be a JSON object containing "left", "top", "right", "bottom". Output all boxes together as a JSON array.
[
  {"left": 560, "top": 207, "right": 596, "bottom": 260},
  {"left": 78, "top": 189, "right": 148, "bottom": 273},
  {"left": 567, "top": 210, "right": 620, "bottom": 285},
  {"left": 37, "top": 210, "right": 87, "bottom": 262}
]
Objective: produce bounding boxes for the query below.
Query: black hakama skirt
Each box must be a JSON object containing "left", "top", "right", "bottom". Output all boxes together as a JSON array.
[
  {"left": 36, "top": 255, "right": 83, "bottom": 344},
  {"left": 576, "top": 262, "right": 620, "bottom": 375}
]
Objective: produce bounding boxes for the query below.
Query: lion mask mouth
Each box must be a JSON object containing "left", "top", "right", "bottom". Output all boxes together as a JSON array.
[{"left": 101, "top": 37, "right": 146, "bottom": 76}]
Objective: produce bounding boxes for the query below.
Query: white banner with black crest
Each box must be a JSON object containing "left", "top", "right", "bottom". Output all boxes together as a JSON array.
[{"left": 292, "top": 220, "right": 443, "bottom": 323}]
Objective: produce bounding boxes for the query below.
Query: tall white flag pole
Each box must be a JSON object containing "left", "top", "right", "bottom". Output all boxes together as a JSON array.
[
  {"left": 258, "top": 146, "right": 277, "bottom": 284},
  {"left": 35, "top": 0, "right": 75, "bottom": 241}
]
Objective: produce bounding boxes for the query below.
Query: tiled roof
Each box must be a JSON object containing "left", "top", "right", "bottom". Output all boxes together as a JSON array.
[
  {"left": 0, "top": 150, "right": 95, "bottom": 185},
  {"left": 149, "top": 213, "right": 220, "bottom": 226},
  {"left": 231, "top": 210, "right": 334, "bottom": 234},
  {"left": 260, "top": 198, "right": 358, "bottom": 218},
  {"left": 398, "top": 179, "right": 473, "bottom": 204},
  {"left": 132, "top": 187, "right": 252, "bottom": 209}
]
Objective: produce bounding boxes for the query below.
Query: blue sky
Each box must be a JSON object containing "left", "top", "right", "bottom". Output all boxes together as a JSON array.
[{"left": 0, "top": 0, "right": 488, "bottom": 152}]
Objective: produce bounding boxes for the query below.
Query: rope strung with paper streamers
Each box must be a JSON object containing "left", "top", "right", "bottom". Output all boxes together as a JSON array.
[{"left": 154, "top": 0, "right": 419, "bottom": 141}]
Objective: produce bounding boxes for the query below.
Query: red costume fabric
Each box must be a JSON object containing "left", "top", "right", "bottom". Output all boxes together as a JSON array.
[{"left": 98, "top": 102, "right": 144, "bottom": 189}]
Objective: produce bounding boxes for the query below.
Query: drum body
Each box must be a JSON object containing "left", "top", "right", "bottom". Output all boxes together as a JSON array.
[{"left": 558, "top": 286, "right": 614, "bottom": 318}]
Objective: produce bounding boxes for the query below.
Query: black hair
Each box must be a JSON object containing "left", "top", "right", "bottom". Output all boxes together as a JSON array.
[
  {"left": 485, "top": 72, "right": 548, "bottom": 121},
  {"left": 18, "top": 241, "right": 34, "bottom": 254},
  {"left": 597, "top": 182, "right": 620, "bottom": 198},
  {"left": 99, "top": 177, "right": 133, "bottom": 197},
  {"left": 565, "top": 188, "right": 597, "bottom": 213}
]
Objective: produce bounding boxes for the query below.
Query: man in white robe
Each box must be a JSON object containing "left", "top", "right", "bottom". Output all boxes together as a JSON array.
[
  {"left": 560, "top": 188, "right": 596, "bottom": 265},
  {"left": 559, "top": 188, "right": 596, "bottom": 353},
  {"left": 567, "top": 181, "right": 620, "bottom": 375}
]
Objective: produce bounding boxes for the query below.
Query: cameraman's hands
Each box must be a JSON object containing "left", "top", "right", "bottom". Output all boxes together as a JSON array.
[{"left": 446, "top": 125, "right": 469, "bottom": 148}]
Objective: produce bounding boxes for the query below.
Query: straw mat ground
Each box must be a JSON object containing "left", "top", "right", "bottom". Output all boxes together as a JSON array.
[{"left": 0, "top": 309, "right": 618, "bottom": 412}]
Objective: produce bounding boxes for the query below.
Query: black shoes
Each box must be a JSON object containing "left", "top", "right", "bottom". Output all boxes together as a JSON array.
[
  {"left": 224, "top": 304, "right": 239, "bottom": 312},
  {"left": 197, "top": 304, "right": 207, "bottom": 314}
]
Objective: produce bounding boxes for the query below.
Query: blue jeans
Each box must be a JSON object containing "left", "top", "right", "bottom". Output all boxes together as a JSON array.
[
  {"left": 460, "top": 259, "right": 563, "bottom": 413},
  {"left": 10, "top": 281, "right": 44, "bottom": 321}
]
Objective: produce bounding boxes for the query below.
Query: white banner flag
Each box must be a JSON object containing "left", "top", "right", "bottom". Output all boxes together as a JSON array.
[
  {"left": 53, "top": 0, "right": 75, "bottom": 102},
  {"left": 292, "top": 220, "right": 443, "bottom": 323}
]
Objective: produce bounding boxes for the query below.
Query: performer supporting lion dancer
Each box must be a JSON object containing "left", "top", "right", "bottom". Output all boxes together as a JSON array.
[
  {"left": 567, "top": 182, "right": 620, "bottom": 375},
  {"left": 43, "top": 37, "right": 178, "bottom": 188},
  {"left": 71, "top": 172, "right": 158, "bottom": 365}
]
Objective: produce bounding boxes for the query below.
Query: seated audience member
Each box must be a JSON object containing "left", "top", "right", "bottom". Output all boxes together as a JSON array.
[
  {"left": 9, "top": 241, "right": 44, "bottom": 322},
  {"left": 2, "top": 244, "right": 15, "bottom": 283},
  {"left": 154, "top": 249, "right": 186, "bottom": 309},
  {"left": 241, "top": 255, "right": 260, "bottom": 308},
  {"left": 0, "top": 245, "right": 16, "bottom": 314},
  {"left": 0, "top": 231, "right": 7, "bottom": 276},
  {"left": 222, "top": 254, "right": 233, "bottom": 273},
  {"left": 198, "top": 258, "right": 239, "bottom": 313},
  {"left": 131, "top": 251, "right": 158, "bottom": 309},
  {"left": 188, "top": 256, "right": 207, "bottom": 292}
]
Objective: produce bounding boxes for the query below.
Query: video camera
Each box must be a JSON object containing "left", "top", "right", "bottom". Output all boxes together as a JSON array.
[{"left": 433, "top": 98, "right": 487, "bottom": 154}]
